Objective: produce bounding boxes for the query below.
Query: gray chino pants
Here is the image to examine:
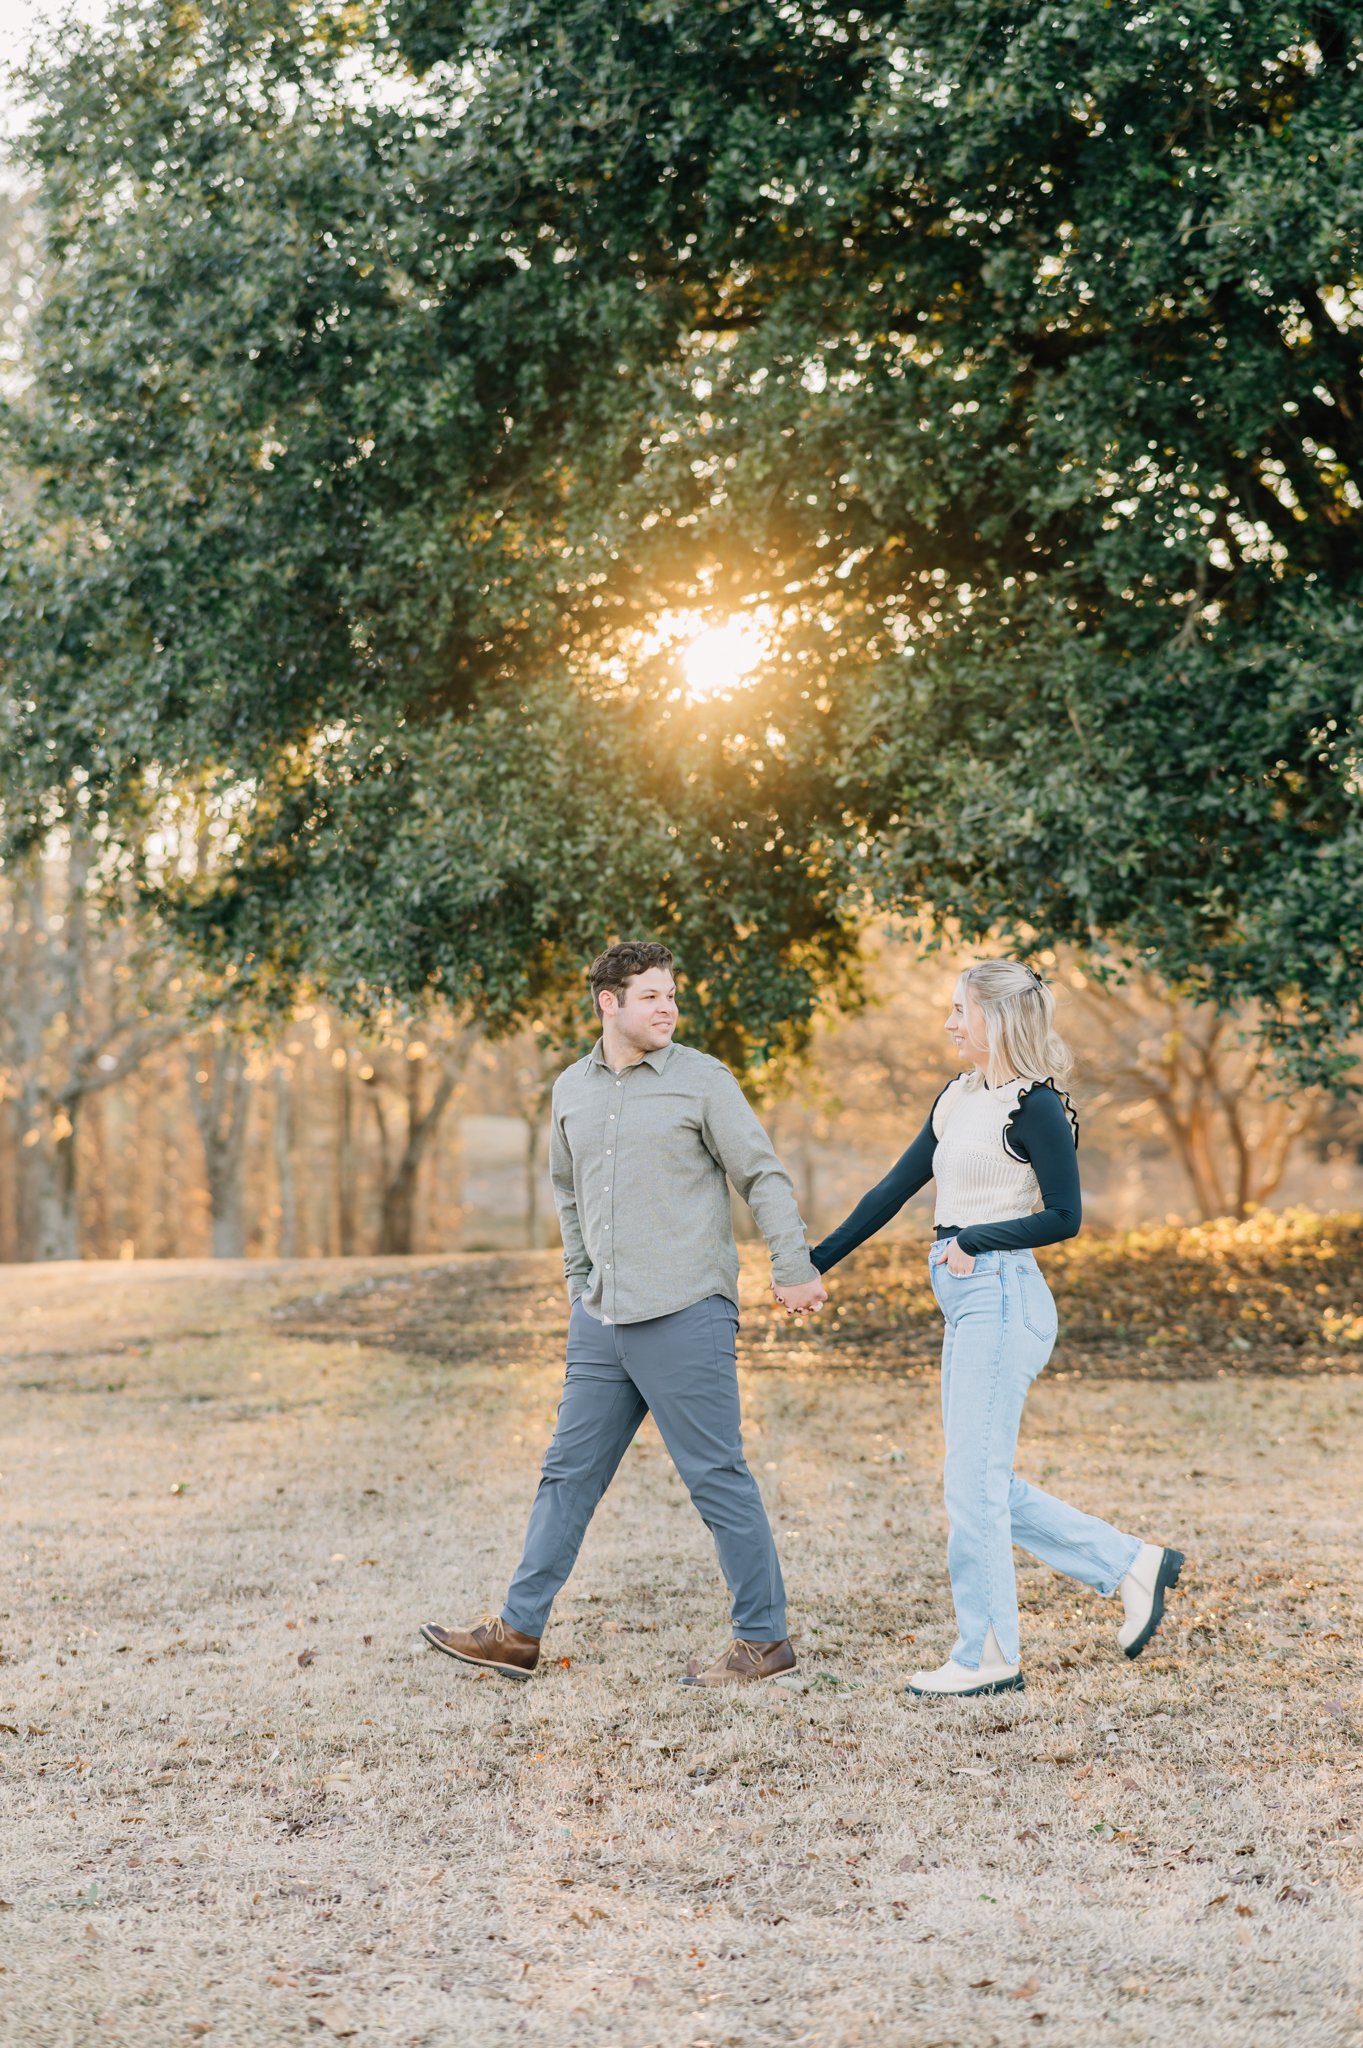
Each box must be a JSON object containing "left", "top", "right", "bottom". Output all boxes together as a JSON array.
[{"left": 501, "top": 1294, "right": 787, "bottom": 1641}]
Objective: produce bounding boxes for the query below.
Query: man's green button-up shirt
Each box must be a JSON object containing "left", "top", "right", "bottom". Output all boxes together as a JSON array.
[{"left": 549, "top": 1038, "right": 818, "bottom": 1325}]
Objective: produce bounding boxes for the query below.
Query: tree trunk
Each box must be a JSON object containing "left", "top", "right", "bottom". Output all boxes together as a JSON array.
[
  {"left": 379, "top": 1059, "right": 423, "bottom": 1256},
  {"left": 187, "top": 1038, "right": 252, "bottom": 1258},
  {"left": 274, "top": 1065, "right": 298, "bottom": 1258},
  {"left": 378, "top": 1056, "right": 462, "bottom": 1255},
  {"left": 799, "top": 1132, "right": 818, "bottom": 1233},
  {"left": 336, "top": 1054, "right": 356, "bottom": 1257},
  {"left": 524, "top": 1111, "right": 545, "bottom": 1248},
  {"left": 84, "top": 1088, "right": 112, "bottom": 1258},
  {"left": 0, "top": 1101, "right": 19, "bottom": 1262},
  {"left": 129, "top": 1065, "right": 155, "bottom": 1259},
  {"left": 33, "top": 1112, "right": 80, "bottom": 1262}
]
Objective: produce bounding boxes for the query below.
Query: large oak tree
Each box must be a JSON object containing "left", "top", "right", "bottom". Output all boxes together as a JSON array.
[{"left": 4, "top": 1, "right": 1360, "bottom": 1079}]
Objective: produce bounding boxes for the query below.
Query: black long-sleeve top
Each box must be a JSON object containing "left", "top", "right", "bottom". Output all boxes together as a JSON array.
[{"left": 810, "top": 1079, "right": 1081, "bottom": 1271}]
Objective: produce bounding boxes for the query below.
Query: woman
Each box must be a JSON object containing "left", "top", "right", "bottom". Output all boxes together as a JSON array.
[{"left": 809, "top": 959, "right": 1184, "bottom": 1697}]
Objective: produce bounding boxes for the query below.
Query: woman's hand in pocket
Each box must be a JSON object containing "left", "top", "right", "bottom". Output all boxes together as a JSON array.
[{"left": 943, "top": 1240, "right": 976, "bottom": 1277}]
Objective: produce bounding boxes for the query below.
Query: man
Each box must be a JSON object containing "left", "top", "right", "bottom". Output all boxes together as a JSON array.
[{"left": 421, "top": 940, "right": 828, "bottom": 1688}]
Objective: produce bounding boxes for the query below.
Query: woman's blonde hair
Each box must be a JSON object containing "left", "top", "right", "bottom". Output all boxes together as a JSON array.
[{"left": 958, "top": 958, "right": 1074, "bottom": 1093}]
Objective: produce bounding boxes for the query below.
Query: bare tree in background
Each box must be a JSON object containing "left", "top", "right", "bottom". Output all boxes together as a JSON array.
[
  {"left": 335, "top": 1045, "right": 357, "bottom": 1255},
  {"left": 766, "top": 933, "right": 956, "bottom": 1227},
  {"left": 362, "top": 1015, "right": 479, "bottom": 1254},
  {"left": 185, "top": 1026, "right": 253, "bottom": 1257},
  {"left": 1060, "top": 964, "right": 1321, "bottom": 1220},
  {"left": 272, "top": 1059, "right": 299, "bottom": 1257},
  {"left": 0, "top": 817, "right": 189, "bottom": 1259},
  {"left": 506, "top": 1028, "right": 562, "bottom": 1248},
  {"left": 773, "top": 928, "right": 1331, "bottom": 1230}
]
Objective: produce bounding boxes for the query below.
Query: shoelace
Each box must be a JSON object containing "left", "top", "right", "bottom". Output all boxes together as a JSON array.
[
  {"left": 730, "top": 1639, "right": 767, "bottom": 1668},
  {"left": 474, "top": 1615, "right": 511, "bottom": 1644}
]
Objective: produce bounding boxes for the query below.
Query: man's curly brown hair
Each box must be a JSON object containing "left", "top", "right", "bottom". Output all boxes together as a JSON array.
[{"left": 588, "top": 941, "right": 676, "bottom": 1021}]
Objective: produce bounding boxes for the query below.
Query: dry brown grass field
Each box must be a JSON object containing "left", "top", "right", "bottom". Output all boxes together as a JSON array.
[{"left": 2, "top": 1226, "right": 1361, "bottom": 2048}]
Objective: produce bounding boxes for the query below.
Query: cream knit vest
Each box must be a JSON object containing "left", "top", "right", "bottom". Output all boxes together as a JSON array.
[{"left": 931, "top": 1072, "right": 1045, "bottom": 1230}]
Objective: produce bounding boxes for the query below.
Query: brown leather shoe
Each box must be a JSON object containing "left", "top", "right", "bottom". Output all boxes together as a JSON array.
[
  {"left": 679, "top": 1638, "right": 797, "bottom": 1689},
  {"left": 420, "top": 1615, "right": 540, "bottom": 1681}
]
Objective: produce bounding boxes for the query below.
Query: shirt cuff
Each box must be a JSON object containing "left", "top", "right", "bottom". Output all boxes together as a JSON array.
[{"left": 772, "top": 1250, "right": 819, "bottom": 1287}]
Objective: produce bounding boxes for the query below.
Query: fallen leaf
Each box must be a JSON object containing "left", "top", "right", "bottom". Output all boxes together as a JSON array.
[
  {"left": 0, "top": 1901, "right": 13, "bottom": 1911},
  {"left": 0, "top": 1724, "right": 18, "bottom": 1737},
  {"left": 297, "top": 1649, "right": 316, "bottom": 1668},
  {"left": 1278, "top": 1885, "right": 1311, "bottom": 1904},
  {"left": 969, "top": 1979, "right": 995, "bottom": 1990},
  {"left": 557, "top": 1656, "right": 572, "bottom": 1669},
  {"left": 306, "top": 1998, "right": 357, "bottom": 2038},
  {"left": 1236, "top": 1904, "right": 1255, "bottom": 1918},
  {"left": 1010, "top": 1976, "right": 1040, "bottom": 2000}
]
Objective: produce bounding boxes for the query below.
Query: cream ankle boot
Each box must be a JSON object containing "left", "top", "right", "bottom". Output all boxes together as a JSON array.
[
  {"left": 906, "top": 1624, "right": 1024, "bottom": 1698},
  {"left": 1117, "top": 1544, "right": 1186, "bottom": 1658}
]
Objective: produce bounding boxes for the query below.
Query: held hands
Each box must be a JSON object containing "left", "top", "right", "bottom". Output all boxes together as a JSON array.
[{"left": 771, "top": 1277, "right": 829, "bottom": 1318}]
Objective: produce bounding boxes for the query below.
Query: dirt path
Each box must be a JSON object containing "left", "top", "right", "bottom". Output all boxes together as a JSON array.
[{"left": 1, "top": 1255, "right": 1360, "bottom": 2046}]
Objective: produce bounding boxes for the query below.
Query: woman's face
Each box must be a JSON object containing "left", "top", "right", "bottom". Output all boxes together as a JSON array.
[{"left": 946, "top": 977, "right": 990, "bottom": 1067}]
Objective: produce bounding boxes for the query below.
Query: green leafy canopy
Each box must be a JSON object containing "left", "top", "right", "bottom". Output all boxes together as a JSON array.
[{"left": 3, "top": 1, "right": 1360, "bottom": 1081}]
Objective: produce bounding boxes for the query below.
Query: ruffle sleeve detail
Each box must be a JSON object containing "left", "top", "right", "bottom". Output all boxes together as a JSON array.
[{"left": 1002, "top": 1078, "right": 1079, "bottom": 1163}]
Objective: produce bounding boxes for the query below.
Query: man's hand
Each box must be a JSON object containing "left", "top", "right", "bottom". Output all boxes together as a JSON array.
[{"left": 772, "top": 1277, "right": 828, "bottom": 1317}]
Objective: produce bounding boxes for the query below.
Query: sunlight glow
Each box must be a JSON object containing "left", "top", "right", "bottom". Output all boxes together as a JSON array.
[{"left": 680, "top": 617, "right": 767, "bottom": 697}]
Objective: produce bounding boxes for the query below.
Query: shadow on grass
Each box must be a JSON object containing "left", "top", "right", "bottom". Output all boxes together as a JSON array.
[{"left": 273, "top": 1208, "right": 1363, "bottom": 1382}]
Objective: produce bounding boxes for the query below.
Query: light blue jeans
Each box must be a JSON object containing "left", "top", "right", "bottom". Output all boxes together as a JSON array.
[{"left": 928, "top": 1242, "right": 1142, "bottom": 1669}]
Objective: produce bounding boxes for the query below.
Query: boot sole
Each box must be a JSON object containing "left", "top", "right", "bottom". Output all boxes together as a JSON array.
[
  {"left": 1122, "top": 1548, "right": 1186, "bottom": 1660},
  {"left": 419, "top": 1624, "right": 536, "bottom": 1681},
  {"left": 905, "top": 1672, "right": 1026, "bottom": 1699}
]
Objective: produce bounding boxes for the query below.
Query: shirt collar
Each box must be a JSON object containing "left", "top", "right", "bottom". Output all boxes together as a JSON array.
[{"left": 588, "top": 1038, "right": 676, "bottom": 1075}]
